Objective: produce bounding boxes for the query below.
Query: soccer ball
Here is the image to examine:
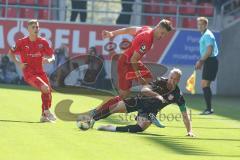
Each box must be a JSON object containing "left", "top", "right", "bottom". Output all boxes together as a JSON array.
[{"left": 76, "top": 120, "right": 91, "bottom": 131}]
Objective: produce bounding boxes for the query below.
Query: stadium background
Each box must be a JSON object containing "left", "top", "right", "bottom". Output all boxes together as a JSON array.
[
  {"left": 0, "top": 0, "right": 239, "bottom": 95},
  {"left": 0, "top": 1, "right": 240, "bottom": 160}
]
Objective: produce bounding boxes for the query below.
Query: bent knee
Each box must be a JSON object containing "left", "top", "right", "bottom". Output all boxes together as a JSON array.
[
  {"left": 41, "top": 85, "right": 50, "bottom": 94},
  {"left": 119, "top": 90, "right": 130, "bottom": 99},
  {"left": 201, "top": 80, "right": 210, "bottom": 88}
]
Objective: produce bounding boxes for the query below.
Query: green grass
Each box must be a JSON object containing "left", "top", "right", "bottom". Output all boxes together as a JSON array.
[{"left": 0, "top": 84, "right": 240, "bottom": 160}]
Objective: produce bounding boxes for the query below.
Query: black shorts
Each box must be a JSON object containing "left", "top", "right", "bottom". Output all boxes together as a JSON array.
[
  {"left": 202, "top": 57, "right": 218, "bottom": 81},
  {"left": 124, "top": 96, "right": 163, "bottom": 120}
]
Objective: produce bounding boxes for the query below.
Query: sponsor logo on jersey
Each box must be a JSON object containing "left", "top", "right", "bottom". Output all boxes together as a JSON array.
[
  {"left": 168, "top": 94, "right": 174, "bottom": 101},
  {"left": 27, "top": 52, "right": 41, "bottom": 57},
  {"left": 139, "top": 44, "right": 146, "bottom": 53},
  {"left": 38, "top": 44, "right": 43, "bottom": 49}
]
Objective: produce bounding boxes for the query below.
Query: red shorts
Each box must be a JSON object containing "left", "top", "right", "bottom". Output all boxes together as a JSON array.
[
  {"left": 23, "top": 70, "right": 51, "bottom": 91},
  {"left": 117, "top": 56, "right": 152, "bottom": 90}
]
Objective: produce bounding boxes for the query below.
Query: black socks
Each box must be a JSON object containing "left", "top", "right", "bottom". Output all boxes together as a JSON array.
[{"left": 203, "top": 87, "right": 212, "bottom": 110}]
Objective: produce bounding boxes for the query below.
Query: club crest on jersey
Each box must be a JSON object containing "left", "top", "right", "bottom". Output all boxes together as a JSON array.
[
  {"left": 168, "top": 94, "right": 174, "bottom": 101},
  {"left": 38, "top": 44, "right": 43, "bottom": 49},
  {"left": 139, "top": 44, "right": 146, "bottom": 53}
]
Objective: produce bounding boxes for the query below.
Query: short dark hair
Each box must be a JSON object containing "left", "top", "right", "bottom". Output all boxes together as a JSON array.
[{"left": 158, "top": 19, "right": 173, "bottom": 32}]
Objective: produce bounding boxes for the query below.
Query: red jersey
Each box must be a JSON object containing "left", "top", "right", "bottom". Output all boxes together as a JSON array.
[
  {"left": 123, "top": 26, "right": 154, "bottom": 62},
  {"left": 10, "top": 36, "right": 53, "bottom": 73}
]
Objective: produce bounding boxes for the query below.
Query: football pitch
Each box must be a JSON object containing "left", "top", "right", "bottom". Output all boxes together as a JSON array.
[{"left": 0, "top": 84, "right": 239, "bottom": 160}]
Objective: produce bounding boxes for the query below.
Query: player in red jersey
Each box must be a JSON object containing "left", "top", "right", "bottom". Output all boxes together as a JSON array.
[
  {"left": 103, "top": 19, "right": 173, "bottom": 98},
  {"left": 8, "top": 19, "right": 56, "bottom": 123},
  {"left": 77, "top": 19, "right": 173, "bottom": 122}
]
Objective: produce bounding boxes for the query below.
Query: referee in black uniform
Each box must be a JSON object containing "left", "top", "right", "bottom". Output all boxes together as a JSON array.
[{"left": 195, "top": 17, "right": 219, "bottom": 115}]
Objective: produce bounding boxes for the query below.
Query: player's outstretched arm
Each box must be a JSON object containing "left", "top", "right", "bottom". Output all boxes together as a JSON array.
[
  {"left": 102, "top": 27, "right": 141, "bottom": 39},
  {"left": 181, "top": 111, "right": 195, "bottom": 137}
]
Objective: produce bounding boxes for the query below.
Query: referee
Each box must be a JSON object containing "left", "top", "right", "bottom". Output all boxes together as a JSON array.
[{"left": 195, "top": 17, "right": 219, "bottom": 115}]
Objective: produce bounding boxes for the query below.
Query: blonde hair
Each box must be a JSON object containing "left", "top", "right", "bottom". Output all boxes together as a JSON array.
[
  {"left": 197, "top": 17, "right": 208, "bottom": 25},
  {"left": 170, "top": 68, "right": 182, "bottom": 77},
  {"left": 28, "top": 19, "right": 39, "bottom": 26}
]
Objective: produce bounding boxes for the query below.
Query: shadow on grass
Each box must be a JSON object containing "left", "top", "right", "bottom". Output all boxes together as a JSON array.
[
  {"left": 99, "top": 117, "right": 240, "bottom": 157},
  {"left": 144, "top": 136, "right": 216, "bottom": 156},
  {"left": 172, "top": 136, "right": 240, "bottom": 142},
  {"left": 139, "top": 132, "right": 239, "bottom": 157},
  {"left": 0, "top": 119, "right": 41, "bottom": 123},
  {"left": 185, "top": 95, "right": 240, "bottom": 121},
  {"left": 100, "top": 117, "right": 215, "bottom": 156},
  {"left": 168, "top": 125, "right": 240, "bottom": 130}
]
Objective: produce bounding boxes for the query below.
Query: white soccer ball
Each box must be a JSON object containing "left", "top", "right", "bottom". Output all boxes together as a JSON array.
[{"left": 76, "top": 120, "right": 91, "bottom": 131}]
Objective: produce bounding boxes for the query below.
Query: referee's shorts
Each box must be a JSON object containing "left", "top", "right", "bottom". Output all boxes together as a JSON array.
[{"left": 202, "top": 56, "right": 218, "bottom": 81}]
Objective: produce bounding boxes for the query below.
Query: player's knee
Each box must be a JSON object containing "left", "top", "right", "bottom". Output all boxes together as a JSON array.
[
  {"left": 138, "top": 122, "right": 150, "bottom": 131},
  {"left": 41, "top": 85, "right": 50, "bottom": 94},
  {"left": 145, "top": 78, "right": 152, "bottom": 83},
  {"left": 137, "top": 117, "right": 151, "bottom": 131},
  {"left": 201, "top": 80, "right": 210, "bottom": 88},
  {"left": 119, "top": 91, "right": 129, "bottom": 99}
]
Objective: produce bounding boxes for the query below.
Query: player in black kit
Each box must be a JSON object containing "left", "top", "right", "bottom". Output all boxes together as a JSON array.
[{"left": 77, "top": 68, "right": 194, "bottom": 136}]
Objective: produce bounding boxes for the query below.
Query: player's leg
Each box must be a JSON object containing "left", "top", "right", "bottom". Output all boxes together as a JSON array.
[
  {"left": 26, "top": 76, "right": 51, "bottom": 114},
  {"left": 201, "top": 57, "right": 218, "bottom": 115},
  {"left": 116, "top": 115, "right": 151, "bottom": 133},
  {"left": 78, "top": 89, "right": 129, "bottom": 122},
  {"left": 87, "top": 58, "right": 129, "bottom": 124},
  {"left": 78, "top": 96, "right": 140, "bottom": 131},
  {"left": 25, "top": 74, "right": 56, "bottom": 122},
  {"left": 117, "top": 55, "right": 133, "bottom": 99},
  {"left": 39, "top": 73, "right": 55, "bottom": 118},
  {"left": 201, "top": 79, "right": 213, "bottom": 114},
  {"left": 97, "top": 97, "right": 152, "bottom": 133},
  {"left": 137, "top": 62, "right": 153, "bottom": 85},
  {"left": 95, "top": 62, "right": 132, "bottom": 118},
  {"left": 77, "top": 98, "right": 128, "bottom": 129},
  {"left": 91, "top": 96, "right": 126, "bottom": 121},
  {"left": 97, "top": 116, "right": 151, "bottom": 133},
  {"left": 132, "top": 62, "right": 163, "bottom": 126},
  {"left": 136, "top": 116, "right": 152, "bottom": 131},
  {"left": 39, "top": 73, "right": 57, "bottom": 122},
  {"left": 86, "top": 57, "right": 131, "bottom": 122},
  {"left": 118, "top": 67, "right": 131, "bottom": 99},
  {"left": 94, "top": 95, "right": 141, "bottom": 119}
]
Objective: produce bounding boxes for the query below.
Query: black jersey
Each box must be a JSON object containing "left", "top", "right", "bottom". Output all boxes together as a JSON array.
[
  {"left": 149, "top": 77, "right": 185, "bottom": 108},
  {"left": 124, "top": 77, "right": 186, "bottom": 119}
]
